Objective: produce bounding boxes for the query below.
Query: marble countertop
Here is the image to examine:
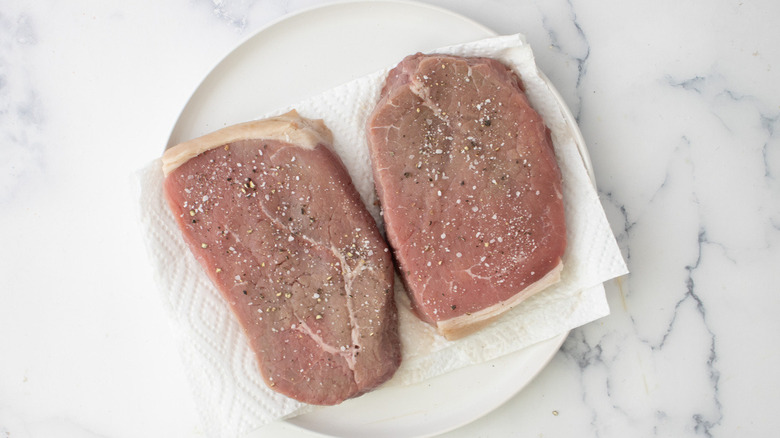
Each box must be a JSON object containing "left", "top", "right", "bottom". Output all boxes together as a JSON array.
[{"left": 1, "top": 0, "right": 778, "bottom": 437}]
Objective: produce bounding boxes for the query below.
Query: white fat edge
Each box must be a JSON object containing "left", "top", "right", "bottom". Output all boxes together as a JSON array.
[{"left": 161, "top": 109, "right": 333, "bottom": 176}]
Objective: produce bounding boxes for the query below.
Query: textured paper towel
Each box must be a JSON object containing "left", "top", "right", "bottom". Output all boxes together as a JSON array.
[{"left": 136, "top": 34, "right": 627, "bottom": 438}]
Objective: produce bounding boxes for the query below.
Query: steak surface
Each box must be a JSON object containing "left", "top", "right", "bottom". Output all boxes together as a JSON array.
[
  {"left": 163, "top": 111, "right": 401, "bottom": 405},
  {"left": 367, "top": 54, "right": 567, "bottom": 339}
]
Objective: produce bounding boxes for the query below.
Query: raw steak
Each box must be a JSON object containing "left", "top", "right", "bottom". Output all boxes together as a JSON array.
[
  {"left": 162, "top": 111, "right": 401, "bottom": 405},
  {"left": 366, "top": 54, "right": 566, "bottom": 339}
]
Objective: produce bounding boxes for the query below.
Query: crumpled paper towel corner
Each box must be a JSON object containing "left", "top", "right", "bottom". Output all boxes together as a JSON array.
[{"left": 136, "top": 33, "right": 628, "bottom": 438}]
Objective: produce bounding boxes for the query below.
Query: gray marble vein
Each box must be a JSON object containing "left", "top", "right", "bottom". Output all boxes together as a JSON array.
[
  {"left": 536, "top": 0, "right": 591, "bottom": 121},
  {"left": 197, "top": 0, "right": 258, "bottom": 31},
  {"left": 0, "top": 10, "right": 46, "bottom": 206},
  {"left": 760, "top": 114, "right": 778, "bottom": 179}
]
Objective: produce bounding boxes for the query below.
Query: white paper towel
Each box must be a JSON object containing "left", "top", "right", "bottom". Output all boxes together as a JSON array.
[{"left": 136, "top": 34, "right": 627, "bottom": 438}]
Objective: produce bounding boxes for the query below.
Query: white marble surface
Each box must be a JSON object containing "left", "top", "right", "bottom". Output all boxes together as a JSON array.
[{"left": 1, "top": 0, "right": 778, "bottom": 437}]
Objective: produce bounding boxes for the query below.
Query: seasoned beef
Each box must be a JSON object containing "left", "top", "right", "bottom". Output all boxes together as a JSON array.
[
  {"left": 367, "top": 54, "right": 566, "bottom": 339},
  {"left": 163, "top": 111, "right": 401, "bottom": 405}
]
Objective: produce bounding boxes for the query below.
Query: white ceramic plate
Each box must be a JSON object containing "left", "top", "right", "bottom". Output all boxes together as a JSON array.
[{"left": 167, "top": 1, "right": 591, "bottom": 437}]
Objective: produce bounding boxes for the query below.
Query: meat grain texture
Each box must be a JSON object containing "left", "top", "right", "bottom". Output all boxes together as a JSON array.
[
  {"left": 162, "top": 111, "right": 401, "bottom": 405},
  {"left": 367, "top": 54, "right": 567, "bottom": 339}
]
